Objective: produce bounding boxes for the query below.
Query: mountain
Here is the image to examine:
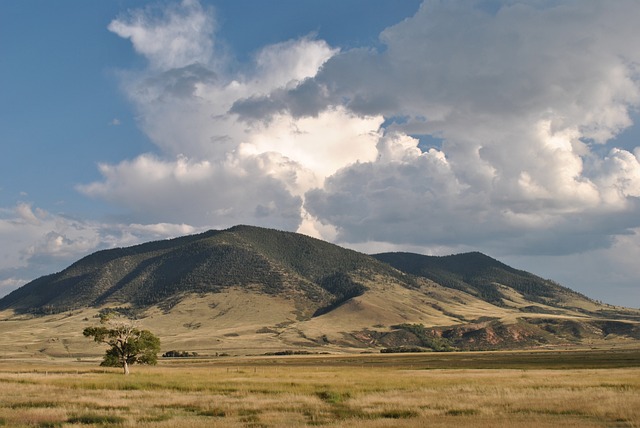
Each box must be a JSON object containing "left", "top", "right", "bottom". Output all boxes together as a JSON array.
[
  {"left": 0, "top": 225, "right": 639, "bottom": 357},
  {"left": 372, "top": 251, "right": 587, "bottom": 307},
  {"left": 0, "top": 225, "right": 409, "bottom": 315}
]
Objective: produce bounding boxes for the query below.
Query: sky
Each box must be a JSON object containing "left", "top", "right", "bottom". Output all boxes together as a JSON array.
[{"left": 1, "top": 0, "right": 640, "bottom": 308}]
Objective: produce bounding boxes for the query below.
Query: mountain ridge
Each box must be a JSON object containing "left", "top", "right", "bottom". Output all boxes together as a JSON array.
[
  {"left": 1, "top": 225, "right": 639, "bottom": 356},
  {"left": 0, "top": 225, "right": 411, "bottom": 315}
]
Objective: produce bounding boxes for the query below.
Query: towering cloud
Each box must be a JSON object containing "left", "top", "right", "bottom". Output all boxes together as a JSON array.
[
  {"left": 80, "top": 0, "right": 386, "bottom": 235},
  {"left": 295, "top": 0, "right": 640, "bottom": 255},
  {"left": 82, "top": 0, "right": 640, "bottom": 256}
]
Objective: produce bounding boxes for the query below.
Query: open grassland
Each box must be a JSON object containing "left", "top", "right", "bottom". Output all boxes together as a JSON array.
[{"left": 0, "top": 350, "right": 639, "bottom": 427}]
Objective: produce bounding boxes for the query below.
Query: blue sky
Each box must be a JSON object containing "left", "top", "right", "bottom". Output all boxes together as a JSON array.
[{"left": 1, "top": 0, "right": 640, "bottom": 308}]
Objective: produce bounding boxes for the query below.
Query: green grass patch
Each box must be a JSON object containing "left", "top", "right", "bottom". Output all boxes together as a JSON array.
[
  {"left": 598, "top": 383, "right": 637, "bottom": 391},
  {"left": 155, "top": 403, "right": 201, "bottom": 413},
  {"left": 507, "top": 407, "right": 591, "bottom": 417},
  {"left": 316, "top": 390, "right": 351, "bottom": 404},
  {"left": 8, "top": 401, "right": 58, "bottom": 409},
  {"left": 238, "top": 408, "right": 261, "bottom": 424},
  {"left": 153, "top": 403, "right": 225, "bottom": 417},
  {"left": 330, "top": 405, "right": 367, "bottom": 420},
  {"left": 137, "top": 414, "right": 173, "bottom": 423},
  {"left": 78, "top": 403, "right": 130, "bottom": 411},
  {"left": 303, "top": 408, "right": 333, "bottom": 425},
  {"left": 527, "top": 409, "right": 589, "bottom": 417},
  {"left": 67, "top": 414, "right": 126, "bottom": 425},
  {"left": 445, "top": 408, "right": 479, "bottom": 416},
  {"left": 198, "top": 408, "right": 226, "bottom": 417},
  {"left": 119, "top": 384, "right": 142, "bottom": 391},
  {"left": 377, "top": 409, "right": 419, "bottom": 419}
]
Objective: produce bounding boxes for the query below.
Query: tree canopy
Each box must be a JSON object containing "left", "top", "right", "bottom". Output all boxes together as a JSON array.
[{"left": 83, "top": 313, "right": 160, "bottom": 374}]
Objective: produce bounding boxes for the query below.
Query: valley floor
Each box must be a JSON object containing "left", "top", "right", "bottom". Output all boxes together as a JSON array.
[{"left": 0, "top": 350, "right": 638, "bottom": 427}]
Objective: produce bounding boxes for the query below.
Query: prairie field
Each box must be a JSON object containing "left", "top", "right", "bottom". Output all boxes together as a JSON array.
[{"left": 0, "top": 350, "right": 639, "bottom": 427}]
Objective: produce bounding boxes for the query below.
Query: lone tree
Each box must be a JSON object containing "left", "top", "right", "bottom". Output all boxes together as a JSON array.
[{"left": 83, "top": 312, "right": 160, "bottom": 375}]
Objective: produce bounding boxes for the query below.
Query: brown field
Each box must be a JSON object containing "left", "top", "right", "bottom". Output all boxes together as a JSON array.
[{"left": 1, "top": 350, "right": 639, "bottom": 427}]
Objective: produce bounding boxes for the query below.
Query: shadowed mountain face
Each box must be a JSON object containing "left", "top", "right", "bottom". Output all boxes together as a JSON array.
[{"left": 1, "top": 226, "right": 639, "bottom": 354}]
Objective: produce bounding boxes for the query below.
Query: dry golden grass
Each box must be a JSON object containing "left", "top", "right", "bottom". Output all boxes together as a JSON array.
[
  {"left": 3, "top": 288, "right": 638, "bottom": 359},
  {"left": 0, "top": 354, "right": 638, "bottom": 427}
]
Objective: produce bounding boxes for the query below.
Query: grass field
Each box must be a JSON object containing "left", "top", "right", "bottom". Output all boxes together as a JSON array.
[{"left": 0, "top": 349, "right": 639, "bottom": 427}]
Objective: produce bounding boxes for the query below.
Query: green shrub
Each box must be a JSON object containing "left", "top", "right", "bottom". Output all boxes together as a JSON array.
[
  {"left": 316, "top": 390, "right": 351, "bottom": 404},
  {"left": 381, "top": 346, "right": 426, "bottom": 353},
  {"left": 391, "top": 323, "right": 453, "bottom": 351}
]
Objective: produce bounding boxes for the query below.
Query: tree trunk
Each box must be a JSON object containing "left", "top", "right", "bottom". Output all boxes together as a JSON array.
[{"left": 123, "top": 360, "right": 130, "bottom": 375}]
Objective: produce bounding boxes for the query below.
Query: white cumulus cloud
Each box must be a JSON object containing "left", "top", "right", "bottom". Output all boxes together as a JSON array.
[
  {"left": 108, "top": 0, "right": 216, "bottom": 71},
  {"left": 82, "top": 0, "right": 381, "bottom": 234}
]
